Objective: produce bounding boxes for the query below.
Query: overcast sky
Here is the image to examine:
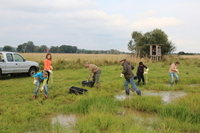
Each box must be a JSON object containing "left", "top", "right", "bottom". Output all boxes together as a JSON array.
[{"left": 0, "top": 0, "right": 199, "bottom": 53}]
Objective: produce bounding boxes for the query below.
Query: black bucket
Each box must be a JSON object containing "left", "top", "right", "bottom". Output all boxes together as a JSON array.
[
  {"left": 134, "top": 76, "right": 138, "bottom": 80},
  {"left": 69, "top": 86, "right": 88, "bottom": 95},
  {"left": 82, "top": 80, "right": 94, "bottom": 87}
]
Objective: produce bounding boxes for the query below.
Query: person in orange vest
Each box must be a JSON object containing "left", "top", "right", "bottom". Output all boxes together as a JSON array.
[{"left": 44, "top": 53, "right": 53, "bottom": 84}]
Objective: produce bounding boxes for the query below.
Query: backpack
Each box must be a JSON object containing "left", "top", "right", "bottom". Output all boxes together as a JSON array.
[
  {"left": 127, "top": 62, "right": 134, "bottom": 70},
  {"left": 130, "top": 64, "right": 134, "bottom": 70}
]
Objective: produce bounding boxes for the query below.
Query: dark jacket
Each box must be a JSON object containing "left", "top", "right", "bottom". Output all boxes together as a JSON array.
[
  {"left": 137, "top": 65, "right": 147, "bottom": 74},
  {"left": 121, "top": 61, "right": 134, "bottom": 80}
]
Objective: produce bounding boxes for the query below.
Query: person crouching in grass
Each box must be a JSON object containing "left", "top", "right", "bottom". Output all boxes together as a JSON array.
[
  {"left": 84, "top": 62, "right": 102, "bottom": 88},
  {"left": 33, "top": 70, "right": 49, "bottom": 99}
]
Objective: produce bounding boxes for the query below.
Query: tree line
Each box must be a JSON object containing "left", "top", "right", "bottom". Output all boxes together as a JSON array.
[
  {"left": 177, "top": 51, "right": 198, "bottom": 55},
  {"left": 1, "top": 41, "right": 123, "bottom": 54}
]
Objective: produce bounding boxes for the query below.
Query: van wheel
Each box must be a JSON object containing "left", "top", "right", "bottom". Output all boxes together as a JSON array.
[{"left": 28, "top": 67, "right": 36, "bottom": 76}]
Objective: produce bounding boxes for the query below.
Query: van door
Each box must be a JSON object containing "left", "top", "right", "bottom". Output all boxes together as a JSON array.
[
  {"left": 13, "top": 53, "right": 28, "bottom": 73},
  {"left": 6, "top": 53, "right": 15, "bottom": 73}
]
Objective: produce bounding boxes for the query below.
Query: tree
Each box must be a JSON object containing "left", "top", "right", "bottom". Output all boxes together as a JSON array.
[
  {"left": 17, "top": 44, "right": 24, "bottom": 52},
  {"left": 50, "top": 46, "right": 60, "bottom": 53},
  {"left": 37, "top": 45, "right": 47, "bottom": 53},
  {"left": 26, "top": 41, "right": 35, "bottom": 52},
  {"left": 3, "top": 45, "right": 14, "bottom": 51},
  {"left": 59, "top": 45, "right": 67, "bottom": 53},
  {"left": 17, "top": 41, "right": 36, "bottom": 52},
  {"left": 178, "top": 51, "right": 185, "bottom": 55},
  {"left": 128, "top": 29, "right": 176, "bottom": 58}
]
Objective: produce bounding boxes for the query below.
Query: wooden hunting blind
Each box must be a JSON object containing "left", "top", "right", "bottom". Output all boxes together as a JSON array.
[{"left": 150, "top": 44, "right": 161, "bottom": 61}]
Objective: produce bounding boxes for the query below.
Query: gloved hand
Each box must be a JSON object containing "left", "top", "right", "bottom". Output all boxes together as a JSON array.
[
  {"left": 175, "top": 69, "right": 179, "bottom": 74},
  {"left": 49, "top": 70, "right": 53, "bottom": 73},
  {"left": 39, "top": 86, "right": 44, "bottom": 92},
  {"left": 33, "top": 80, "right": 37, "bottom": 85},
  {"left": 50, "top": 66, "right": 53, "bottom": 70},
  {"left": 146, "top": 68, "right": 149, "bottom": 71},
  {"left": 120, "top": 73, "right": 123, "bottom": 78}
]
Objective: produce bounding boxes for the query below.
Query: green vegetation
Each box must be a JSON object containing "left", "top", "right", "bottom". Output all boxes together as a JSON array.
[
  {"left": 128, "top": 29, "right": 176, "bottom": 57},
  {"left": 0, "top": 55, "right": 200, "bottom": 133}
]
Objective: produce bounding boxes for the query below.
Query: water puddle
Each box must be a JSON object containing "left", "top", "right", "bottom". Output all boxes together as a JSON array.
[
  {"left": 189, "top": 84, "right": 199, "bottom": 86},
  {"left": 117, "top": 108, "right": 158, "bottom": 131},
  {"left": 51, "top": 114, "right": 76, "bottom": 131},
  {"left": 164, "top": 84, "right": 199, "bottom": 87},
  {"left": 115, "top": 91, "right": 187, "bottom": 103},
  {"left": 115, "top": 94, "right": 127, "bottom": 100},
  {"left": 164, "top": 84, "right": 173, "bottom": 86}
]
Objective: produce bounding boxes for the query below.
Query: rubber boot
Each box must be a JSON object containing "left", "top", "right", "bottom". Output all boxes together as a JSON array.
[
  {"left": 125, "top": 89, "right": 130, "bottom": 95},
  {"left": 136, "top": 90, "right": 141, "bottom": 96},
  {"left": 33, "top": 95, "right": 37, "bottom": 99},
  {"left": 45, "top": 95, "right": 48, "bottom": 99},
  {"left": 96, "top": 83, "right": 101, "bottom": 89}
]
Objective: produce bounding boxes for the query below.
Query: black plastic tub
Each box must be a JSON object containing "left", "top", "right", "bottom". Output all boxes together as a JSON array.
[
  {"left": 69, "top": 86, "right": 88, "bottom": 95},
  {"left": 134, "top": 76, "right": 138, "bottom": 80},
  {"left": 82, "top": 80, "right": 94, "bottom": 87}
]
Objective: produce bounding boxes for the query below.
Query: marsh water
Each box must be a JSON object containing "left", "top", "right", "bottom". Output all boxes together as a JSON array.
[
  {"left": 115, "top": 90, "right": 187, "bottom": 104},
  {"left": 51, "top": 91, "right": 187, "bottom": 131},
  {"left": 51, "top": 111, "right": 157, "bottom": 132},
  {"left": 52, "top": 114, "right": 76, "bottom": 132}
]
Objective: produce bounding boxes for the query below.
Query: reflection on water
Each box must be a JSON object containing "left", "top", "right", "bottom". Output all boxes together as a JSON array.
[
  {"left": 115, "top": 91, "right": 187, "bottom": 103},
  {"left": 164, "top": 84, "right": 173, "bottom": 86},
  {"left": 117, "top": 109, "right": 158, "bottom": 131},
  {"left": 51, "top": 114, "right": 76, "bottom": 130},
  {"left": 164, "top": 84, "right": 199, "bottom": 87},
  {"left": 143, "top": 91, "right": 186, "bottom": 103},
  {"left": 115, "top": 94, "right": 127, "bottom": 100},
  {"left": 189, "top": 84, "right": 199, "bottom": 86}
]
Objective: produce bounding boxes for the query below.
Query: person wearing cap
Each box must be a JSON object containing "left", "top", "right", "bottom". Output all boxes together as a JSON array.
[
  {"left": 169, "top": 61, "right": 180, "bottom": 85},
  {"left": 33, "top": 70, "right": 49, "bottom": 99},
  {"left": 84, "top": 62, "right": 102, "bottom": 88},
  {"left": 137, "top": 62, "right": 148, "bottom": 85},
  {"left": 120, "top": 59, "right": 141, "bottom": 95}
]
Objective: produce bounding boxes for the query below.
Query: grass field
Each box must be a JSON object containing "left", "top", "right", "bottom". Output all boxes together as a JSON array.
[{"left": 0, "top": 53, "right": 200, "bottom": 133}]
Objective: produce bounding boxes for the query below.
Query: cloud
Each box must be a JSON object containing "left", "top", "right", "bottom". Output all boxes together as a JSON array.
[
  {"left": 1, "top": 0, "right": 96, "bottom": 11},
  {"left": 131, "top": 17, "right": 183, "bottom": 30},
  {"left": 137, "top": 10, "right": 157, "bottom": 17}
]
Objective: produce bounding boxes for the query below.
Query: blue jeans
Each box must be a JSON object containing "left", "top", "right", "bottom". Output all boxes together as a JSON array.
[
  {"left": 169, "top": 72, "right": 179, "bottom": 84},
  {"left": 124, "top": 77, "right": 141, "bottom": 95},
  {"left": 34, "top": 81, "right": 48, "bottom": 95}
]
